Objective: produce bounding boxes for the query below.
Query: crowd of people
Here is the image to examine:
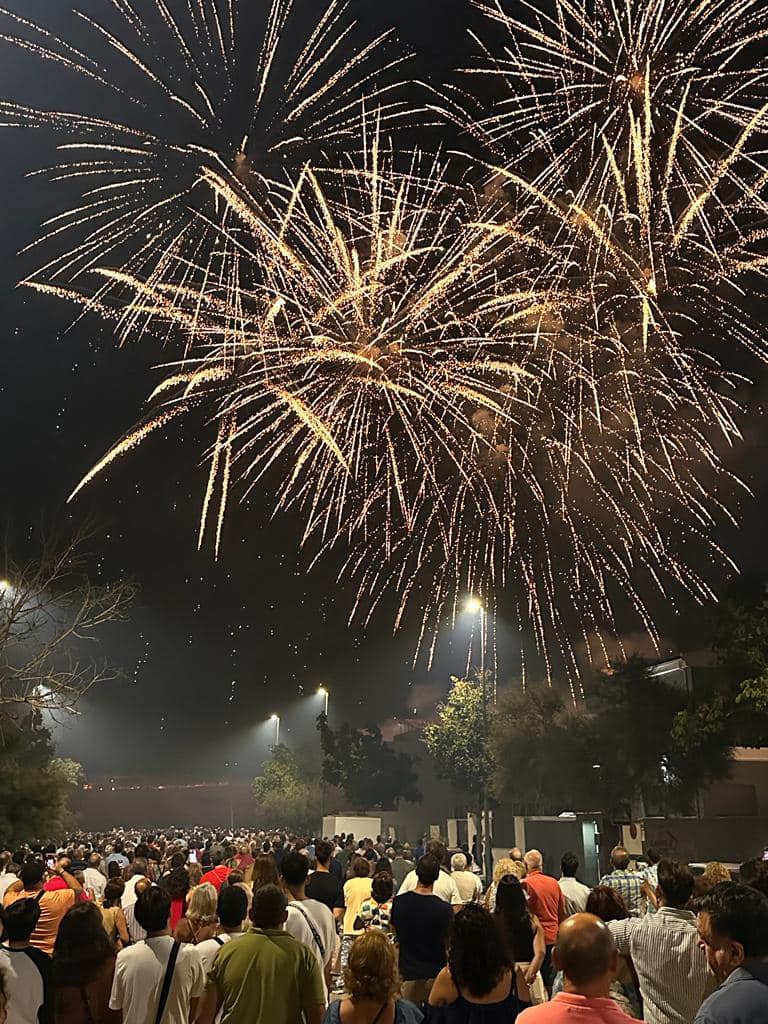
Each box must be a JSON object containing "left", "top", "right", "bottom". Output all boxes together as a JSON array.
[{"left": 0, "top": 829, "right": 766, "bottom": 1024}]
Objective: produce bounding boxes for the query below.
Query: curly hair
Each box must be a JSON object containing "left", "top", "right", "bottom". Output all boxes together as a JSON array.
[
  {"left": 186, "top": 882, "right": 218, "bottom": 926},
  {"left": 344, "top": 931, "right": 400, "bottom": 1003},
  {"left": 52, "top": 902, "right": 116, "bottom": 987},
  {"left": 449, "top": 903, "right": 511, "bottom": 998}
]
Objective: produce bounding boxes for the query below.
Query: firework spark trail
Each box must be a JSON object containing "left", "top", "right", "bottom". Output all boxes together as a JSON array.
[{"left": 4, "top": 0, "right": 768, "bottom": 684}]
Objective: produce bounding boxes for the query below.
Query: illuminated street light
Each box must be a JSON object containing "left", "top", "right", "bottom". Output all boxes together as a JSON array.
[
  {"left": 317, "top": 686, "right": 329, "bottom": 716},
  {"left": 464, "top": 595, "right": 482, "bottom": 616},
  {"left": 269, "top": 714, "right": 280, "bottom": 746}
]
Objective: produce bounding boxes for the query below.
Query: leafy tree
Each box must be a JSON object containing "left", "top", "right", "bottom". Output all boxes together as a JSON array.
[
  {"left": 0, "top": 712, "right": 84, "bottom": 844},
  {"left": 492, "top": 660, "right": 733, "bottom": 820},
  {"left": 318, "top": 717, "right": 421, "bottom": 811},
  {"left": 423, "top": 675, "right": 493, "bottom": 803},
  {"left": 252, "top": 744, "right": 319, "bottom": 834},
  {"left": 709, "top": 594, "right": 768, "bottom": 744}
]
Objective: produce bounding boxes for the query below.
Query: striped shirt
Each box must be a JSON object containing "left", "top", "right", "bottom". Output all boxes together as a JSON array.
[
  {"left": 599, "top": 869, "right": 645, "bottom": 914},
  {"left": 609, "top": 907, "right": 716, "bottom": 1024}
]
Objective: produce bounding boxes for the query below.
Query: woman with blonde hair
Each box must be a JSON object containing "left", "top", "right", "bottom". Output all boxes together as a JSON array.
[
  {"left": 324, "top": 930, "right": 423, "bottom": 1023},
  {"left": 173, "top": 881, "right": 218, "bottom": 944},
  {"left": 483, "top": 858, "right": 525, "bottom": 912}
]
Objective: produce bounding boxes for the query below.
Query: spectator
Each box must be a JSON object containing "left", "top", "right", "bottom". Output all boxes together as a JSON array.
[
  {"left": 174, "top": 884, "right": 218, "bottom": 945},
  {"left": 306, "top": 842, "right": 344, "bottom": 922},
  {"left": 324, "top": 930, "right": 422, "bottom": 1024},
  {"left": 390, "top": 848, "right": 411, "bottom": 895},
  {"left": 121, "top": 860, "right": 151, "bottom": 910},
  {"left": 450, "top": 854, "right": 482, "bottom": 905},
  {"left": 52, "top": 902, "right": 118, "bottom": 1024},
  {"left": 0, "top": 897, "right": 53, "bottom": 1024},
  {"left": 494, "top": 874, "right": 547, "bottom": 1005},
  {"left": 428, "top": 903, "right": 520, "bottom": 1021},
  {"left": 103, "top": 845, "right": 128, "bottom": 876},
  {"left": 199, "top": 852, "right": 230, "bottom": 893},
  {"left": 195, "top": 885, "right": 248, "bottom": 974},
  {"left": 83, "top": 855, "right": 106, "bottom": 903},
  {"left": 99, "top": 880, "right": 130, "bottom": 950},
  {"left": 0, "top": 860, "right": 18, "bottom": 904},
  {"left": 483, "top": 858, "right": 522, "bottom": 913},
  {"left": 166, "top": 869, "right": 189, "bottom": 933},
  {"left": 342, "top": 858, "right": 373, "bottom": 939},
  {"left": 608, "top": 859, "right": 715, "bottom": 1024},
  {"left": 700, "top": 864, "right": 732, "bottom": 895},
  {"left": 3, "top": 861, "right": 82, "bottom": 956},
  {"left": 358, "top": 872, "right": 394, "bottom": 934},
  {"left": 694, "top": 882, "right": 768, "bottom": 1024},
  {"left": 517, "top": 914, "right": 639, "bottom": 1024},
  {"left": 397, "top": 842, "right": 462, "bottom": 908},
  {"left": 522, "top": 850, "right": 566, "bottom": 992},
  {"left": 737, "top": 858, "right": 768, "bottom": 899},
  {"left": 109, "top": 887, "right": 205, "bottom": 1024},
  {"left": 641, "top": 848, "right": 661, "bottom": 914},
  {"left": 249, "top": 855, "right": 279, "bottom": 891},
  {"left": 198, "top": 884, "right": 324, "bottom": 1024},
  {"left": 558, "top": 853, "right": 590, "bottom": 916},
  {"left": 281, "top": 852, "right": 336, "bottom": 998},
  {"left": 390, "top": 855, "right": 453, "bottom": 1006},
  {"left": 599, "top": 848, "right": 643, "bottom": 916}
]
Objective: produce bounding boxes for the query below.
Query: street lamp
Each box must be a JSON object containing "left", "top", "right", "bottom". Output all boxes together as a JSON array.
[
  {"left": 270, "top": 713, "right": 280, "bottom": 746},
  {"left": 464, "top": 595, "right": 493, "bottom": 883},
  {"left": 317, "top": 686, "right": 329, "bottom": 716}
]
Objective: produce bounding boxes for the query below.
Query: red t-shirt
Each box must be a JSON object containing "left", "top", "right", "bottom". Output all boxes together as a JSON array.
[
  {"left": 200, "top": 864, "right": 230, "bottom": 891},
  {"left": 523, "top": 870, "right": 565, "bottom": 944}
]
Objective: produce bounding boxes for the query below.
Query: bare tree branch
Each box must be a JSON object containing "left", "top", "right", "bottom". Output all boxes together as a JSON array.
[{"left": 0, "top": 529, "right": 137, "bottom": 717}]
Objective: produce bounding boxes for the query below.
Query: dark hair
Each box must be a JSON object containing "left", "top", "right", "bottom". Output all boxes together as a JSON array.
[
  {"left": 250, "top": 884, "right": 287, "bottom": 929},
  {"left": 134, "top": 887, "right": 171, "bottom": 932},
  {"left": 645, "top": 848, "right": 661, "bottom": 865},
  {"left": 167, "top": 867, "right": 190, "bottom": 900},
  {"left": 586, "top": 886, "right": 630, "bottom": 922},
  {"left": 103, "top": 879, "right": 125, "bottom": 909},
  {"left": 0, "top": 897, "right": 41, "bottom": 941},
  {"left": 448, "top": 904, "right": 511, "bottom": 997},
  {"left": 315, "top": 840, "right": 333, "bottom": 866},
  {"left": 20, "top": 862, "right": 44, "bottom": 889},
  {"left": 169, "top": 853, "right": 186, "bottom": 871},
  {"left": 281, "top": 852, "right": 310, "bottom": 887},
  {"left": 739, "top": 858, "right": 768, "bottom": 898},
  {"left": 697, "top": 882, "right": 768, "bottom": 958},
  {"left": 113, "top": 842, "right": 124, "bottom": 854},
  {"left": 351, "top": 856, "right": 371, "bottom": 879},
  {"left": 375, "top": 857, "right": 392, "bottom": 876},
  {"left": 658, "top": 859, "right": 694, "bottom": 909},
  {"left": 217, "top": 885, "right": 248, "bottom": 929},
  {"left": 132, "top": 857, "right": 149, "bottom": 878},
  {"left": 425, "top": 840, "right": 447, "bottom": 866},
  {"left": 52, "top": 902, "right": 116, "bottom": 987},
  {"left": 494, "top": 875, "right": 534, "bottom": 962},
  {"left": 372, "top": 872, "right": 394, "bottom": 903},
  {"left": 416, "top": 854, "right": 441, "bottom": 886},
  {"left": 561, "top": 852, "right": 579, "bottom": 878},
  {"left": 107, "top": 861, "right": 122, "bottom": 880}
]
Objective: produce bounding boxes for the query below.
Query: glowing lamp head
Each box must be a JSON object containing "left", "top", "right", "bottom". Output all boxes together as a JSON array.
[
  {"left": 465, "top": 596, "right": 483, "bottom": 615},
  {"left": 317, "top": 686, "right": 327, "bottom": 697},
  {"left": 270, "top": 713, "right": 279, "bottom": 722}
]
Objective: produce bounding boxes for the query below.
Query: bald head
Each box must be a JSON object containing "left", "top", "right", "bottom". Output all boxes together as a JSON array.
[
  {"left": 524, "top": 849, "right": 543, "bottom": 871},
  {"left": 554, "top": 914, "right": 618, "bottom": 995}
]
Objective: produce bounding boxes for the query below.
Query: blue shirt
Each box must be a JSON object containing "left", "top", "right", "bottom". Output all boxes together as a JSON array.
[
  {"left": 324, "top": 999, "right": 423, "bottom": 1024},
  {"left": 694, "top": 965, "right": 768, "bottom": 1024}
]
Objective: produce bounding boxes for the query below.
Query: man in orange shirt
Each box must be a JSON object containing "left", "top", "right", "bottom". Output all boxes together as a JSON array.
[
  {"left": 523, "top": 849, "right": 566, "bottom": 993},
  {"left": 3, "top": 858, "right": 83, "bottom": 954}
]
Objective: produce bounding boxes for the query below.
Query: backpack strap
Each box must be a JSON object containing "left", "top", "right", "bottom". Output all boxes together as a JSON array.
[
  {"left": 290, "top": 902, "right": 325, "bottom": 960},
  {"left": 154, "top": 942, "right": 181, "bottom": 1024}
]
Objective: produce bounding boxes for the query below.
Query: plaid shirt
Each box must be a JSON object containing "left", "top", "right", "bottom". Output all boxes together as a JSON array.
[{"left": 599, "top": 868, "right": 644, "bottom": 914}]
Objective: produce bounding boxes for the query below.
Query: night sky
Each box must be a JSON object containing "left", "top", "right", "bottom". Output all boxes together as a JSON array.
[{"left": 1, "top": 0, "right": 767, "bottom": 783}]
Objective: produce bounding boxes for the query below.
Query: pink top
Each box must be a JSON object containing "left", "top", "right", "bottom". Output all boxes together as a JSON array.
[{"left": 518, "top": 993, "right": 641, "bottom": 1024}]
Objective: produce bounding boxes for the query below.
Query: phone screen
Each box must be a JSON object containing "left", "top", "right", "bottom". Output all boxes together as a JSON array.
[
  {"left": 188, "top": 851, "right": 197, "bottom": 864},
  {"left": 46, "top": 857, "right": 55, "bottom": 869}
]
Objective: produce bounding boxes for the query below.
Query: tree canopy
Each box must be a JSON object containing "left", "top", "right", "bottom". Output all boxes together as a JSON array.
[
  {"left": 318, "top": 716, "right": 421, "bottom": 811},
  {"left": 252, "top": 744, "right": 320, "bottom": 834},
  {"left": 422, "top": 674, "right": 493, "bottom": 803}
]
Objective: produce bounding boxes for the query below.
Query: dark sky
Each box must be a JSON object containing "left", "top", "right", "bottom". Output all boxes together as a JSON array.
[{"left": 1, "top": 0, "right": 767, "bottom": 782}]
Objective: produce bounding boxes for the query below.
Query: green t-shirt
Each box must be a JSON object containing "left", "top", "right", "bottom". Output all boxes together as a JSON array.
[{"left": 207, "top": 927, "right": 324, "bottom": 1024}]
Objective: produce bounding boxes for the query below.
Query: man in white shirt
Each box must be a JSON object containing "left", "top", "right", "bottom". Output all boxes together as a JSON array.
[
  {"left": 195, "top": 886, "right": 248, "bottom": 973},
  {"left": 83, "top": 853, "right": 107, "bottom": 901},
  {"left": 451, "top": 853, "right": 482, "bottom": 904},
  {"left": 122, "top": 859, "right": 151, "bottom": 908},
  {"left": 398, "top": 841, "right": 462, "bottom": 909},
  {"left": 110, "top": 888, "right": 205, "bottom": 1024},
  {"left": 558, "top": 852, "right": 591, "bottom": 916},
  {"left": 280, "top": 852, "right": 335, "bottom": 999},
  {"left": 0, "top": 897, "right": 52, "bottom": 1024},
  {"left": 0, "top": 854, "right": 18, "bottom": 902}
]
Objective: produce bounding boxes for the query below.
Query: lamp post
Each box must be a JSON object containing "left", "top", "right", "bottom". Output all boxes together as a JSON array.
[
  {"left": 464, "top": 595, "right": 493, "bottom": 884},
  {"left": 270, "top": 713, "right": 280, "bottom": 747},
  {"left": 317, "top": 687, "right": 329, "bottom": 824}
]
